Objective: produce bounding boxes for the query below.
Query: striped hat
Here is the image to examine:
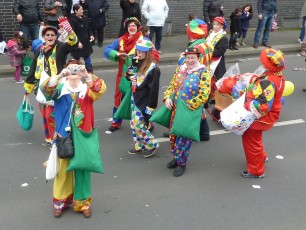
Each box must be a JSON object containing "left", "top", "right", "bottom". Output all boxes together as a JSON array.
[
  {"left": 136, "top": 38, "right": 153, "bottom": 52},
  {"left": 186, "top": 19, "right": 208, "bottom": 39},
  {"left": 260, "top": 48, "right": 285, "bottom": 72}
]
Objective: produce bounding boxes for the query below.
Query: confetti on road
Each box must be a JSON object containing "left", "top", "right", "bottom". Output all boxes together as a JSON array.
[
  {"left": 21, "top": 183, "right": 28, "bottom": 188},
  {"left": 105, "top": 131, "right": 112, "bottom": 134},
  {"left": 252, "top": 185, "right": 261, "bottom": 189},
  {"left": 276, "top": 155, "right": 284, "bottom": 159}
]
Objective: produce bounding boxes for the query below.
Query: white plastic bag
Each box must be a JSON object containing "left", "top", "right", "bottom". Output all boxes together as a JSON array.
[
  {"left": 216, "top": 63, "right": 240, "bottom": 90},
  {"left": 46, "top": 144, "right": 59, "bottom": 180},
  {"left": 220, "top": 93, "right": 256, "bottom": 135}
]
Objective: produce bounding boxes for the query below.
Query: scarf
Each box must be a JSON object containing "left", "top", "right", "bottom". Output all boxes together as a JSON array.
[
  {"left": 35, "top": 45, "right": 58, "bottom": 80},
  {"left": 121, "top": 31, "right": 142, "bottom": 53}
]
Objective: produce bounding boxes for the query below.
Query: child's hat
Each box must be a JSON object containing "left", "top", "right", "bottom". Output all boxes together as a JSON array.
[
  {"left": 186, "top": 19, "right": 208, "bottom": 39},
  {"left": 123, "top": 17, "right": 141, "bottom": 28},
  {"left": 260, "top": 48, "right": 285, "bottom": 72},
  {"left": 41, "top": 26, "right": 58, "bottom": 36},
  {"left": 136, "top": 37, "right": 153, "bottom": 52}
]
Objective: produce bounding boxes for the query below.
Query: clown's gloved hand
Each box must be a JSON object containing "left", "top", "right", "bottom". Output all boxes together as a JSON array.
[{"left": 58, "top": 17, "right": 73, "bottom": 32}]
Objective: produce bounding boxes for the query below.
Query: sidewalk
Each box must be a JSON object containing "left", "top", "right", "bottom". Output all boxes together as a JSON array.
[{"left": 0, "top": 29, "right": 301, "bottom": 77}]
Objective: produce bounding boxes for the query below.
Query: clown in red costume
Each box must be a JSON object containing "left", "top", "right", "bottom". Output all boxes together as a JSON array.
[{"left": 241, "top": 48, "right": 285, "bottom": 178}]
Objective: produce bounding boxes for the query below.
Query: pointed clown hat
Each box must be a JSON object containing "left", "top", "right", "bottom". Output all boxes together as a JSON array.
[{"left": 186, "top": 19, "right": 208, "bottom": 39}]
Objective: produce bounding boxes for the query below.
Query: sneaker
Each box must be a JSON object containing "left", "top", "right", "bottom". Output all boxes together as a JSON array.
[
  {"left": 157, "top": 50, "right": 163, "bottom": 54},
  {"left": 253, "top": 43, "right": 259, "bottom": 49},
  {"left": 241, "top": 42, "right": 246, "bottom": 46},
  {"left": 108, "top": 126, "right": 119, "bottom": 132},
  {"left": 241, "top": 171, "right": 265, "bottom": 178},
  {"left": 163, "top": 132, "right": 170, "bottom": 138},
  {"left": 142, "top": 148, "right": 157, "bottom": 158},
  {"left": 128, "top": 148, "right": 143, "bottom": 154},
  {"left": 262, "top": 42, "right": 272, "bottom": 48},
  {"left": 15, "top": 80, "right": 24, "bottom": 84},
  {"left": 42, "top": 141, "right": 52, "bottom": 147},
  {"left": 298, "top": 38, "right": 302, "bottom": 43}
]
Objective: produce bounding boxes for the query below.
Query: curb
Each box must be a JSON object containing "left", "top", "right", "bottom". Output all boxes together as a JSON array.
[{"left": 0, "top": 44, "right": 301, "bottom": 78}]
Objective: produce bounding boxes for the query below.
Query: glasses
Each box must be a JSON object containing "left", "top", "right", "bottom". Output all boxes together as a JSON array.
[{"left": 45, "top": 33, "right": 55, "bottom": 37}]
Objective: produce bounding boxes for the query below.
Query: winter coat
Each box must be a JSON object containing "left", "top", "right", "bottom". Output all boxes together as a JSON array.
[
  {"left": 118, "top": 0, "right": 141, "bottom": 37},
  {"left": 240, "top": 11, "right": 253, "bottom": 30},
  {"left": 141, "top": 0, "right": 169, "bottom": 27},
  {"left": 229, "top": 14, "right": 241, "bottom": 33},
  {"left": 13, "top": 0, "right": 42, "bottom": 24},
  {"left": 257, "top": 0, "right": 277, "bottom": 14},
  {"left": 212, "top": 35, "right": 228, "bottom": 80},
  {"left": 69, "top": 14, "right": 93, "bottom": 58},
  {"left": 6, "top": 39, "right": 26, "bottom": 67},
  {"left": 86, "top": 0, "right": 109, "bottom": 27},
  {"left": 44, "top": 0, "right": 67, "bottom": 22},
  {"left": 133, "top": 63, "right": 160, "bottom": 114},
  {"left": 203, "top": 0, "right": 223, "bottom": 23}
]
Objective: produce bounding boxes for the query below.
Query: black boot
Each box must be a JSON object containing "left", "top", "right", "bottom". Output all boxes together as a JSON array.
[
  {"left": 167, "top": 159, "right": 177, "bottom": 169},
  {"left": 173, "top": 165, "right": 186, "bottom": 177},
  {"left": 200, "top": 118, "right": 210, "bottom": 141}
]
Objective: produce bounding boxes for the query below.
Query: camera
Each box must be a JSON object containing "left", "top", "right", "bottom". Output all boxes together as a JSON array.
[{"left": 68, "top": 66, "right": 80, "bottom": 75}]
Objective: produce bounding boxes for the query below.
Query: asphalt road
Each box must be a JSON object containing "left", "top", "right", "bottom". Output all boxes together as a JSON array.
[{"left": 1, "top": 55, "right": 306, "bottom": 230}]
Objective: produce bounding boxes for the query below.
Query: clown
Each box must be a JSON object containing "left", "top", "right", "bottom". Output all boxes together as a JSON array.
[
  {"left": 241, "top": 48, "right": 285, "bottom": 178},
  {"left": 164, "top": 47, "right": 211, "bottom": 177},
  {"left": 104, "top": 17, "right": 159, "bottom": 132}
]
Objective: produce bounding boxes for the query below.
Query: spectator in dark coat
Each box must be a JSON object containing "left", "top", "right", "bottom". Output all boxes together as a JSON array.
[
  {"left": 118, "top": 0, "right": 141, "bottom": 37},
  {"left": 203, "top": 0, "right": 224, "bottom": 26},
  {"left": 85, "top": 0, "right": 109, "bottom": 47},
  {"left": 44, "top": 0, "right": 67, "bottom": 28},
  {"left": 238, "top": 4, "right": 253, "bottom": 46},
  {"left": 13, "top": 0, "right": 43, "bottom": 41},
  {"left": 69, "top": 4, "right": 94, "bottom": 72},
  {"left": 229, "top": 7, "right": 242, "bottom": 50}
]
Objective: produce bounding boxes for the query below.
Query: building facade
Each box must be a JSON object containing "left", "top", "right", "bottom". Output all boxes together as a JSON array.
[{"left": 0, "top": 0, "right": 304, "bottom": 40}]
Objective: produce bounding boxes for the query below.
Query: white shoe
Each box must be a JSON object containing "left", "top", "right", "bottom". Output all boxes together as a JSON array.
[
  {"left": 298, "top": 39, "right": 302, "bottom": 44},
  {"left": 15, "top": 80, "right": 24, "bottom": 84},
  {"left": 157, "top": 50, "right": 163, "bottom": 54}
]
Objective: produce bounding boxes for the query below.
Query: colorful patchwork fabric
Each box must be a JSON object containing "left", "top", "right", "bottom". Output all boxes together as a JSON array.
[
  {"left": 245, "top": 75, "right": 276, "bottom": 116},
  {"left": 130, "top": 99, "right": 159, "bottom": 151},
  {"left": 74, "top": 197, "right": 91, "bottom": 212},
  {"left": 53, "top": 194, "right": 73, "bottom": 211},
  {"left": 164, "top": 64, "right": 211, "bottom": 111}
]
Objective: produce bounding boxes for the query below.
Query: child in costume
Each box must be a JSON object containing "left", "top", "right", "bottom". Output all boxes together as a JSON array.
[
  {"left": 6, "top": 31, "right": 27, "bottom": 83},
  {"left": 127, "top": 38, "right": 160, "bottom": 158},
  {"left": 241, "top": 48, "right": 285, "bottom": 178}
]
